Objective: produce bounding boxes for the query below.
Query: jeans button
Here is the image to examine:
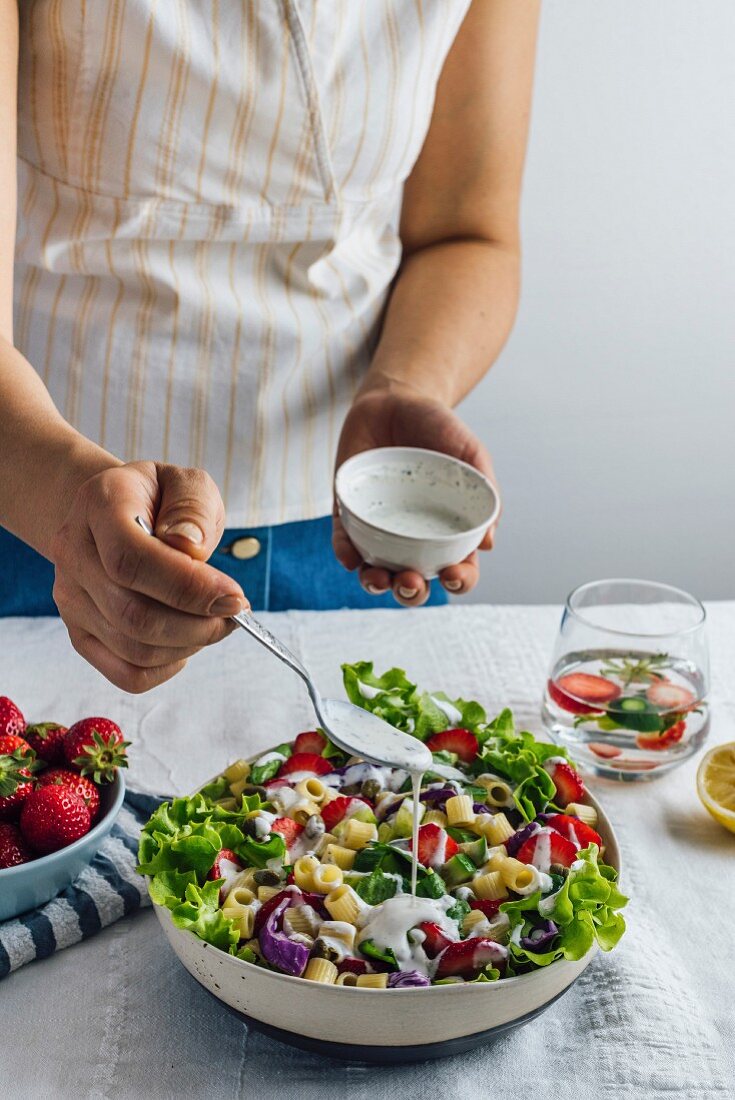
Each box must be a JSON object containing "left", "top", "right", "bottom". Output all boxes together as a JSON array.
[{"left": 228, "top": 536, "right": 262, "bottom": 561}]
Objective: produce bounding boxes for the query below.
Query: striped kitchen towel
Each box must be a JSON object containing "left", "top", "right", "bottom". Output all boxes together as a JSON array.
[{"left": 0, "top": 790, "right": 164, "bottom": 979}]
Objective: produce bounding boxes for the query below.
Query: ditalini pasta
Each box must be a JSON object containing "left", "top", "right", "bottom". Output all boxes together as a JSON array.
[{"left": 138, "top": 661, "right": 628, "bottom": 988}]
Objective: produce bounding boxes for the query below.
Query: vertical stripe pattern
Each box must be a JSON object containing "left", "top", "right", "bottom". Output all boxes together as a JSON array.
[{"left": 13, "top": 0, "right": 472, "bottom": 527}]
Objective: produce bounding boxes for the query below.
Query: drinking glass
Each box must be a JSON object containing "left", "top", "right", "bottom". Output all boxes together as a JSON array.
[{"left": 542, "top": 579, "right": 709, "bottom": 780}]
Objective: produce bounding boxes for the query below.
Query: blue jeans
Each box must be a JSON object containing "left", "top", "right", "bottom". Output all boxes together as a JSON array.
[{"left": 0, "top": 517, "right": 447, "bottom": 615}]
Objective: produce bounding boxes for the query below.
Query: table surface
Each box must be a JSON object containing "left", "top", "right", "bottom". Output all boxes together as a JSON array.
[{"left": 1, "top": 603, "right": 733, "bottom": 1100}]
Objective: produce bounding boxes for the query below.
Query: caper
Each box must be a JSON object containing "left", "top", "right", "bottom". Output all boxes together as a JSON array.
[
  {"left": 240, "top": 784, "right": 267, "bottom": 798},
  {"left": 311, "top": 939, "right": 340, "bottom": 963},
  {"left": 242, "top": 819, "right": 259, "bottom": 837},
  {"left": 549, "top": 863, "right": 570, "bottom": 878},
  {"left": 253, "top": 869, "right": 281, "bottom": 887},
  {"left": 340, "top": 783, "right": 361, "bottom": 796},
  {"left": 361, "top": 779, "right": 381, "bottom": 802}
]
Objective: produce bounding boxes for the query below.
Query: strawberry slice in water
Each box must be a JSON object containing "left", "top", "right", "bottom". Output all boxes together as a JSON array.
[
  {"left": 645, "top": 682, "right": 696, "bottom": 712},
  {"left": 549, "top": 674, "right": 621, "bottom": 715}
]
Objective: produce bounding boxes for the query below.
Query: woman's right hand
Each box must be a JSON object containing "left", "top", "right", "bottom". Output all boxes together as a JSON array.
[{"left": 50, "top": 461, "right": 247, "bottom": 693}]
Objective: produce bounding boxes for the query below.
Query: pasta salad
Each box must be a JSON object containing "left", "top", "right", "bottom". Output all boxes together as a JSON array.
[{"left": 138, "top": 662, "right": 627, "bottom": 988}]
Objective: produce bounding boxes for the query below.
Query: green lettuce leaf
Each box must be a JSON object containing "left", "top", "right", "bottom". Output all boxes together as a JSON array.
[
  {"left": 169, "top": 879, "right": 239, "bottom": 951},
  {"left": 354, "top": 870, "right": 398, "bottom": 905},
  {"left": 250, "top": 743, "right": 292, "bottom": 786},
  {"left": 500, "top": 845, "right": 628, "bottom": 966}
]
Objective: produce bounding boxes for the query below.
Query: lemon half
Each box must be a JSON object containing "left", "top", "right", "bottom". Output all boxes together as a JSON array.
[{"left": 697, "top": 742, "right": 735, "bottom": 834}]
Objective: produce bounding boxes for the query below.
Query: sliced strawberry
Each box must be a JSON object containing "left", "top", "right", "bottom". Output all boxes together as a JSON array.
[
  {"left": 293, "top": 731, "right": 327, "bottom": 756},
  {"left": 417, "top": 921, "right": 454, "bottom": 958},
  {"left": 320, "top": 795, "right": 372, "bottom": 833},
  {"left": 545, "top": 813, "right": 602, "bottom": 850},
  {"left": 589, "top": 742, "right": 623, "bottom": 760},
  {"left": 469, "top": 898, "right": 503, "bottom": 919},
  {"left": 636, "top": 720, "right": 686, "bottom": 751},
  {"left": 547, "top": 761, "right": 586, "bottom": 806},
  {"left": 425, "top": 728, "right": 479, "bottom": 764},
  {"left": 435, "top": 937, "right": 507, "bottom": 980},
  {"left": 516, "top": 828, "right": 577, "bottom": 870},
  {"left": 548, "top": 674, "right": 621, "bottom": 715},
  {"left": 271, "top": 817, "right": 305, "bottom": 847},
  {"left": 277, "top": 752, "right": 332, "bottom": 778},
  {"left": 409, "top": 823, "right": 459, "bottom": 869},
  {"left": 645, "top": 682, "right": 696, "bottom": 712},
  {"left": 207, "top": 848, "right": 244, "bottom": 882}
]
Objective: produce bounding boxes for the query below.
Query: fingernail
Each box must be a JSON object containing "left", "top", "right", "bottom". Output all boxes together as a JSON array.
[
  {"left": 443, "top": 579, "right": 463, "bottom": 592},
  {"left": 366, "top": 584, "right": 388, "bottom": 595},
  {"left": 209, "top": 594, "right": 246, "bottom": 616},
  {"left": 162, "top": 521, "right": 204, "bottom": 545},
  {"left": 397, "top": 586, "right": 418, "bottom": 600}
]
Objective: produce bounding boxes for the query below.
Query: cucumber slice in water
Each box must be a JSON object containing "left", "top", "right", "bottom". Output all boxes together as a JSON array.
[{"left": 607, "top": 696, "right": 663, "bottom": 733}]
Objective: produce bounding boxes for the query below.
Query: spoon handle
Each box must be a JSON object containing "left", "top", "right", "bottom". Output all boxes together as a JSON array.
[{"left": 134, "top": 514, "right": 313, "bottom": 689}]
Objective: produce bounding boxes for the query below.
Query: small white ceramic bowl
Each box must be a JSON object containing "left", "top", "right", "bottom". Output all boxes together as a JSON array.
[
  {"left": 335, "top": 447, "right": 500, "bottom": 578},
  {"left": 151, "top": 776, "right": 620, "bottom": 1063}
]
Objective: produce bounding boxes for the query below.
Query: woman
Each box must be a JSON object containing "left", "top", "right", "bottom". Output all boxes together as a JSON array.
[{"left": 0, "top": 0, "right": 539, "bottom": 692}]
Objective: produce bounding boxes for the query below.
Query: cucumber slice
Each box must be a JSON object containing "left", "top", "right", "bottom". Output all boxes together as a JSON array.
[
  {"left": 607, "top": 697, "right": 663, "bottom": 733},
  {"left": 440, "top": 852, "right": 476, "bottom": 887}
]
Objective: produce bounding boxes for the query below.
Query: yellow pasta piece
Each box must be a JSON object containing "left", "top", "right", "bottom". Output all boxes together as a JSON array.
[
  {"left": 294, "top": 777, "right": 329, "bottom": 804},
  {"left": 472, "top": 870, "right": 509, "bottom": 901},
  {"left": 311, "top": 863, "right": 344, "bottom": 894},
  {"left": 257, "top": 885, "right": 282, "bottom": 903},
  {"left": 482, "top": 813, "right": 516, "bottom": 847},
  {"left": 292, "top": 801, "right": 322, "bottom": 825},
  {"left": 422, "top": 809, "right": 448, "bottom": 828},
  {"left": 243, "top": 938, "right": 261, "bottom": 957},
  {"left": 283, "top": 905, "right": 320, "bottom": 938},
  {"left": 356, "top": 972, "right": 388, "bottom": 988},
  {"left": 224, "top": 886, "right": 255, "bottom": 908},
  {"left": 566, "top": 802, "right": 598, "bottom": 827},
  {"left": 498, "top": 857, "right": 536, "bottom": 893},
  {"left": 223, "top": 759, "right": 251, "bottom": 784},
  {"left": 304, "top": 958, "right": 338, "bottom": 985},
  {"left": 313, "top": 832, "right": 338, "bottom": 857},
  {"left": 325, "top": 884, "right": 362, "bottom": 924},
  {"left": 320, "top": 787, "right": 340, "bottom": 805},
  {"left": 336, "top": 971, "right": 359, "bottom": 986},
  {"left": 462, "top": 909, "right": 487, "bottom": 936},
  {"left": 483, "top": 845, "right": 509, "bottom": 873},
  {"left": 222, "top": 893, "right": 255, "bottom": 939},
  {"left": 446, "top": 794, "right": 475, "bottom": 827},
  {"left": 342, "top": 819, "right": 378, "bottom": 850},
  {"left": 293, "top": 855, "right": 320, "bottom": 890},
  {"left": 322, "top": 843, "right": 356, "bottom": 870},
  {"left": 229, "top": 776, "right": 253, "bottom": 798},
  {"left": 474, "top": 773, "right": 513, "bottom": 807},
  {"left": 319, "top": 921, "right": 356, "bottom": 951},
  {"left": 226, "top": 868, "right": 257, "bottom": 895}
]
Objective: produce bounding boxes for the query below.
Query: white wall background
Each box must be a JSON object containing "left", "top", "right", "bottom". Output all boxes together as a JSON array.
[{"left": 459, "top": 0, "right": 735, "bottom": 605}]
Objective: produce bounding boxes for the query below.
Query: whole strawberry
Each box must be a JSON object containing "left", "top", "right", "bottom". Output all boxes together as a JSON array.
[
  {"left": 0, "top": 696, "right": 25, "bottom": 739},
  {"left": 24, "top": 722, "right": 68, "bottom": 764},
  {"left": 0, "top": 750, "right": 36, "bottom": 821},
  {"left": 38, "top": 767, "right": 100, "bottom": 819},
  {"left": 0, "top": 733, "right": 33, "bottom": 757},
  {"left": 62, "top": 717, "right": 129, "bottom": 783},
  {"left": 0, "top": 821, "right": 33, "bottom": 868},
  {"left": 20, "top": 785, "right": 91, "bottom": 854}
]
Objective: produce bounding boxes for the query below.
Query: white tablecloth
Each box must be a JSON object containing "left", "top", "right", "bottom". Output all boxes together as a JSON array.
[{"left": 0, "top": 604, "right": 733, "bottom": 1100}]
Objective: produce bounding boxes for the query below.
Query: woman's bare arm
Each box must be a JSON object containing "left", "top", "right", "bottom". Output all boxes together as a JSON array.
[{"left": 334, "top": 0, "right": 540, "bottom": 604}]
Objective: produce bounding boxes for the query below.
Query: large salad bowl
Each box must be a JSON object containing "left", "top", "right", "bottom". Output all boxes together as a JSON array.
[{"left": 151, "top": 780, "right": 620, "bottom": 1063}]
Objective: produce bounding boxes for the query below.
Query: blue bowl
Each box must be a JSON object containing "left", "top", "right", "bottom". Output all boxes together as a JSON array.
[{"left": 0, "top": 771, "right": 125, "bottom": 921}]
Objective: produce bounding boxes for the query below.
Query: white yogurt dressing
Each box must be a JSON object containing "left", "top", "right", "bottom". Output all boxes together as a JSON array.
[
  {"left": 363, "top": 502, "right": 470, "bottom": 538},
  {"left": 430, "top": 696, "right": 463, "bottom": 726},
  {"left": 531, "top": 828, "right": 553, "bottom": 874},
  {"left": 356, "top": 893, "right": 457, "bottom": 977},
  {"left": 254, "top": 751, "right": 287, "bottom": 767},
  {"left": 543, "top": 756, "right": 567, "bottom": 773}
]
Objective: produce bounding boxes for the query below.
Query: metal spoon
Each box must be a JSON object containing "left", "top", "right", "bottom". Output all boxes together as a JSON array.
[{"left": 135, "top": 516, "right": 432, "bottom": 774}]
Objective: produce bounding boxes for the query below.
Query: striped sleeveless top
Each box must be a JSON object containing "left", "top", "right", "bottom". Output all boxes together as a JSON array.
[{"left": 14, "top": 1, "right": 471, "bottom": 526}]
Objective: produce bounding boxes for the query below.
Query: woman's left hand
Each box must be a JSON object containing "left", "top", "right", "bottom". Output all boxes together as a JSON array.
[{"left": 332, "top": 388, "right": 500, "bottom": 606}]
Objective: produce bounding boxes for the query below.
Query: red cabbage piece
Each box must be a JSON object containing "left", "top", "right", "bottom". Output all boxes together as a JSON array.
[
  {"left": 258, "top": 898, "right": 310, "bottom": 977},
  {"left": 387, "top": 970, "right": 431, "bottom": 988},
  {"left": 520, "top": 920, "right": 559, "bottom": 954}
]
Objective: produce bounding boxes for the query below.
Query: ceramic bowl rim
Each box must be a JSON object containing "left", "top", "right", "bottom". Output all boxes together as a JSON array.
[
  {"left": 0, "top": 769, "right": 125, "bottom": 878},
  {"left": 335, "top": 446, "right": 501, "bottom": 544},
  {"left": 152, "top": 761, "right": 620, "bottom": 999}
]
